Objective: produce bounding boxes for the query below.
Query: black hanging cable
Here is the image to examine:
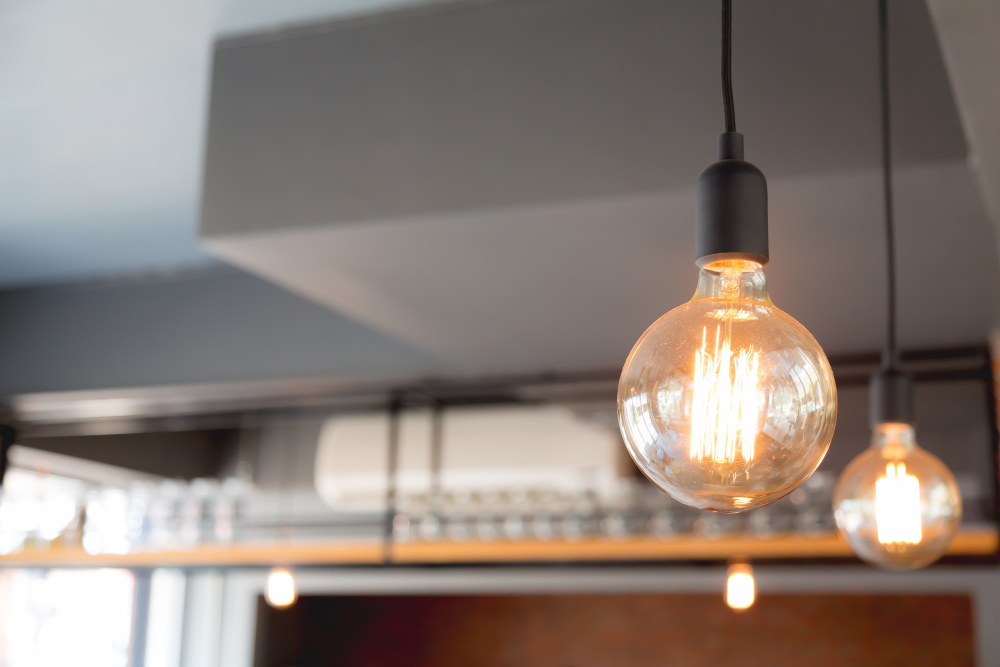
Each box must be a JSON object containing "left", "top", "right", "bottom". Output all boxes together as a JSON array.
[
  {"left": 867, "top": 0, "right": 912, "bottom": 427},
  {"left": 878, "top": 0, "right": 898, "bottom": 370},
  {"left": 722, "top": 0, "right": 736, "bottom": 133},
  {"left": 696, "top": 0, "right": 768, "bottom": 268}
]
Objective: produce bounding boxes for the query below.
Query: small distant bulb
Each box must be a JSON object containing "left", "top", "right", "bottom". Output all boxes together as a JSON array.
[
  {"left": 266, "top": 568, "right": 297, "bottom": 608},
  {"left": 726, "top": 562, "right": 755, "bottom": 611}
]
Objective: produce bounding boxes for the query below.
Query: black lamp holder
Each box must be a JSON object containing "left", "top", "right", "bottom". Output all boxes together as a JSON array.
[
  {"left": 870, "top": 369, "right": 915, "bottom": 427},
  {"left": 695, "top": 1, "right": 769, "bottom": 269}
]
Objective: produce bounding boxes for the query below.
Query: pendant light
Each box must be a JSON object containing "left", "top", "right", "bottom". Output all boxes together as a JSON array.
[
  {"left": 725, "top": 560, "right": 755, "bottom": 611},
  {"left": 832, "top": 0, "right": 961, "bottom": 569},
  {"left": 617, "top": 0, "right": 838, "bottom": 512},
  {"left": 266, "top": 567, "right": 298, "bottom": 608}
]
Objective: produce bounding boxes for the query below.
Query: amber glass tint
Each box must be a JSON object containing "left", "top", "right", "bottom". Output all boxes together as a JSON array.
[{"left": 618, "top": 261, "right": 838, "bottom": 512}]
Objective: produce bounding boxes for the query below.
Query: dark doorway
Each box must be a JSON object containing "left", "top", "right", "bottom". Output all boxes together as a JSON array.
[{"left": 254, "top": 592, "right": 974, "bottom": 667}]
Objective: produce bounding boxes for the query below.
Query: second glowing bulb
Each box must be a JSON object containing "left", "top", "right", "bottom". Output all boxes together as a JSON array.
[{"left": 833, "top": 423, "right": 961, "bottom": 569}]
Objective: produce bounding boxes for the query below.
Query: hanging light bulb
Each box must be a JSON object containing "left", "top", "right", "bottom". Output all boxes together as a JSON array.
[
  {"left": 834, "top": 416, "right": 961, "bottom": 569},
  {"left": 832, "top": 0, "right": 961, "bottom": 570},
  {"left": 266, "top": 567, "right": 297, "bottom": 608},
  {"left": 617, "top": 1, "right": 837, "bottom": 513},
  {"left": 725, "top": 561, "right": 755, "bottom": 611}
]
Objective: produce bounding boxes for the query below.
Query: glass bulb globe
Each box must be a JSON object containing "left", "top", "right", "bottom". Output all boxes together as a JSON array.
[
  {"left": 617, "top": 260, "right": 837, "bottom": 512},
  {"left": 833, "top": 422, "right": 961, "bottom": 569}
]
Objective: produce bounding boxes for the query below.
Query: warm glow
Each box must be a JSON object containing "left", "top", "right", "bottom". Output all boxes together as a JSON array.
[
  {"left": 875, "top": 462, "right": 922, "bottom": 546},
  {"left": 266, "top": 568, "right": 297, "bottom": 608},
  {"left": 726, "top": 563, "right": 755, "bottom": 610},
  {"left": 618, "top": 257, "right": 838, "bottom": 513},
  {"left": 833, "top": 422, "right": 961, "bottom": 569},
  {"left": 691, "top": 324, "right": 759, "bottom": 463}
]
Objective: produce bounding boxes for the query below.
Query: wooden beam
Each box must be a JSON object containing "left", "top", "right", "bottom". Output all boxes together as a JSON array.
[
  {"left": 0, "top": 529, "right": 993, "bottom": 568},
  {"left": 391, "top": 528, "right": 998, "bottom": 563}
]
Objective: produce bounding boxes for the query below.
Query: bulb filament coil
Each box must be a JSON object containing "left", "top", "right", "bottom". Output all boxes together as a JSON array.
[
  {"left": 690, "top": 325, "right": 760, "bottom": 463},
  {"left": 875, "top": 462, "right": 922, "bottom": 546}
]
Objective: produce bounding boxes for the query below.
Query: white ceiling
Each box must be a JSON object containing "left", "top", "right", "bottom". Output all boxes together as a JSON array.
[
  {"left": 0, "top": 0, "right": 428, "bottom": 287},
  {"left": 0, "top": 0, "right": 214, "bottom": 285}
]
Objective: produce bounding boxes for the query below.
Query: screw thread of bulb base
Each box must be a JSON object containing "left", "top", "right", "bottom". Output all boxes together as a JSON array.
[
  {"left": 870, "top": 369, "right": 915, "bottom": 427},
  {"left": 695, "top": 133, "right": 769, "bottom": 268}
]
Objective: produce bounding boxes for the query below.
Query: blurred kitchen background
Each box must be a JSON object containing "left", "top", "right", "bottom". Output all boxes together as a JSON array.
[{"left": 0, "top": 0, "right": 997, "bottom": 665}]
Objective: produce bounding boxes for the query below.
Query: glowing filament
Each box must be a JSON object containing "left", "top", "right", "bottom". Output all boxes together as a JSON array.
[
  {"left": 875, "top": 463, "right": 922, "bottom": 546},
  {"left": 690, "top": 325, "right": 760, "bottom": 463}
]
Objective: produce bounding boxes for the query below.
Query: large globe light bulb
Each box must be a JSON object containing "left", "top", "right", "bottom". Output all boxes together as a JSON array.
[
  {"left": 617, "top": 259, "right": 838, "bottom": 512},
  {"left": 833, "top": 422, "right": 961, "bottom": 569}
]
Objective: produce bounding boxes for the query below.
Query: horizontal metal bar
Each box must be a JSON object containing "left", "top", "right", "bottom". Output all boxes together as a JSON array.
[{"left": 8, "top": 346, "right": 991, "bottom": 431}]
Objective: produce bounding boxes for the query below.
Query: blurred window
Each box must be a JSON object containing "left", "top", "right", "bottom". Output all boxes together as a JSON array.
[{"left": 0, "top": 569, "right": 134, "bottom": 667}]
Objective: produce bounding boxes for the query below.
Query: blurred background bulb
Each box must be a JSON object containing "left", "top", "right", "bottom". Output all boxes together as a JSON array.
[
  {"left": 833, "top": 422, "right": 961, "bottom": 569},
  {"left": 725, "top": 562, "right": 755, "bottom": 611},
  {"left": 618, "top": 260, "right": 837, "bottom": 512},
  {"left": 266, "top": 567, "right": 297, "bottom": 608}
]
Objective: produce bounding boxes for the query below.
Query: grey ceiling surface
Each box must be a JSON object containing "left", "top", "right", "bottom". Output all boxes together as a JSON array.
[
  {"left": 0, "top": 266, "right": 447, "bottom": 395},
  {"left": 200, "top": 0, "right": 998, "bottom": 375},
  {"left": 928, "top": 0, "right": 1000, "bottom": 229},
  {"left": 202, "top": 0, "right": 965, "bottom": 236},
  {"left": 207, "top": 162, "right": 999, "bottom": 371},
  {"left": 215, "top": 0, "right": 438, "bottom": 38}
]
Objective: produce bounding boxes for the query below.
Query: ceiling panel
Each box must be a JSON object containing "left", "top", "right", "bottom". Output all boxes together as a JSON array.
[{"left": 201, "top": 0, "right": 994, "bottom": 373}]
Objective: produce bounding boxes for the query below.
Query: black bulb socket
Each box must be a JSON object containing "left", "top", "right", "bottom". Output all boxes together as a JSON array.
[
  {"left": 870, "top": 369, "right": 915, "bottom": 427},
  {"left": 695, "top": 132, "right": 769, "bottom": 268}
]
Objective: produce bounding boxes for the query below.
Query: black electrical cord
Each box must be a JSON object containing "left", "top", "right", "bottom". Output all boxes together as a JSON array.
[
  {"left": 878, "top": 0, "right": 898, "bottom": 370},
  {"left": 722, "top": 0, "right": 736, "bottom": 133}
]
